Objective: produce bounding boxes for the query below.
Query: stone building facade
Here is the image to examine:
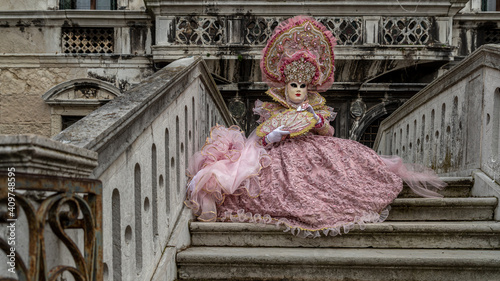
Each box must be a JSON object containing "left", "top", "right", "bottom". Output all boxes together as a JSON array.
[{"left": 1, "top": 0, "right": 499, "bottom": 146}]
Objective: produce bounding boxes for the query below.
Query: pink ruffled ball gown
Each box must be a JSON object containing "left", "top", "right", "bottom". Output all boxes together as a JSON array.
[{"left": 185, "top": 99, "right": 444, "bottom": 238}]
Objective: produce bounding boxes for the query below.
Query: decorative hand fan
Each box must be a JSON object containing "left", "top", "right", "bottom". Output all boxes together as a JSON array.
[{"left": 256, "top": 109, "right": 317, "bottom": 138}]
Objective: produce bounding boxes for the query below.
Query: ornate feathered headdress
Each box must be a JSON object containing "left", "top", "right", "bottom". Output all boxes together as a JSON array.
[{"left": 260, "top": 16, "right": 336, "bottom": 92}]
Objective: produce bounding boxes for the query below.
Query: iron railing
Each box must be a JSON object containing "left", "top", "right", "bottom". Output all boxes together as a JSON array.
[{"left": 0, "top": 172, "right": 102, "bottom": 281}]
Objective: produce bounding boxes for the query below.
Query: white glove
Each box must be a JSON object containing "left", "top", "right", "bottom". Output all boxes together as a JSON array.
[
  {"left": 297, "top": 105, "right": 319, "bottom": 121},
  {"left": 305, "top": 105, "right": 320, "bottom": 121},
  {"left": 265, "top": 125, "right": 290, "bottom": 144},
  {"left": 298, "top": 105, "right": 321, "bottom": 126}
]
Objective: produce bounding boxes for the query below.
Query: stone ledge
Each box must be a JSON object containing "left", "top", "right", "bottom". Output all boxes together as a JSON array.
[
  {"left": 178, "top": 247, "right": 500, "bottom": 267},
  {"left": 391, "top": 197, "right": 498, "bottom": 207},
  {"left": 147, "top": 0, "right": 467, "bottom": 16},
  {"left": 0, "top": 54, "right": 153, "bottom": 68},
  {"left": 152, "top": 45, "right": 455, "bottom": 62},
  {"left": 0, "top": 134, "right": 98, "bottom": 177},
  {"left": 190, "top": 221, "right": 500, "bottom": 234},
  {"left": 189, "top": 221, "right": 500, "bottom": 249},
  {"left": 0, "top": 10, "right": 150, "bottom": 26},
  {"left": 177, "top": 247, "right": 500, "bottom": 280}
]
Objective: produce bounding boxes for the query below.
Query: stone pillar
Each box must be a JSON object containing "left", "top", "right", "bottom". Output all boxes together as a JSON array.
[
  {"left": 156, "top": 16, "right": 176, "bottom": 45},
  {"left": 228, "top": 16, "right": 243, "bottom": 45},
  {"left": 364, "top": 16, "right": 380, "bottom": 45},
  {"left": 436, "top": 17, "right": 452, "bottom": 45}
]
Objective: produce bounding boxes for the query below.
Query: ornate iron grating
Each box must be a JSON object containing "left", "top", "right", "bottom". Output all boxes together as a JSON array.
[
  {"left": 244, "top": 17, "right": 284, "bottom": 45},
  {"left": 382, "top": 17, "right": 431, "bottom": 45},
  {"left": 62, "top": 27, "right": 114, "bottom": 54},
  {"left": 484, "top": 29, "right": 500, "bottom": 44},
  {"left": 175, "top": 17, "right": 225, "bottom": 45}
]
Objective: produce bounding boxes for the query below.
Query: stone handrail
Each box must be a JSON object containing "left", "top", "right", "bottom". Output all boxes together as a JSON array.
[
  {"left": 374, "top": 44, "right": 500, "bottom": 178},
  {"left": 373, "top": 44, "right": 500, "bottom": 218},
  {"left": 54, "top": 57, "right": 233, "bottom": 281}
]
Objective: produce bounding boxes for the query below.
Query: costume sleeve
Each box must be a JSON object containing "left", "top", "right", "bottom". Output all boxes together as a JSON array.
[{"left": 312, "top": 114, "right": 335, "bottom": 136}]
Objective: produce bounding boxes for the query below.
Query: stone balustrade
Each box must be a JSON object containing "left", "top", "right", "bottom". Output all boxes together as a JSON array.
[
  {"left": 149, "top": 0, "right": 469, "bottom": 61},
  {"left": 53, "top": 57, "right": 233, "bottom": 281},
  {"left": 374, "top": 44, "right": 500, "bottom": 218}
]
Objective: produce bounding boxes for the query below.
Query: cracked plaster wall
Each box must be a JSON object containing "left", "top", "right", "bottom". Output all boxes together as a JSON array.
[
  {"left": 0, "top": 66, "right": 153, "bottom": 137},
  {"left": 0, "top": 26, "right": 60, "bottom": 54},
  {"left": 0, "top": 0, "right": 59, "bottom": 10},
  {"left": 0, "top": 67, "right": 85, "bottom": 136}
]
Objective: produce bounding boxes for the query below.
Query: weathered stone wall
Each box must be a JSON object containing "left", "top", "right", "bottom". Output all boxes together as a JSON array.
[
  {"left": 0, "top": 57, "right": 153, "bottom": 137},
  {"left": 0, "top": 67, "right": 84, "bottom": 136},
  {"left": 0, "top": 0, "right": 146, "bottom": 11},
  {"left": 0, "top": 26, "right": 59, "bottom": 54},
  {"left": 0, "top": 0, "right": 59, "bottom": 10}
]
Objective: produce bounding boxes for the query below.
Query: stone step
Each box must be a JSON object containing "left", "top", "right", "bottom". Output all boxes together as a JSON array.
[
  {"left": 388, "top": 197, "right": 497, "bottom": 221},
  {"left": 190, "top": 221, "right": 500, "bottom": 249},
  {"left": 177, "top": 247, "right": 500, "bottom": 281},
  {"left": 400, "top": 177, "right": 473, "bottom": 198}
]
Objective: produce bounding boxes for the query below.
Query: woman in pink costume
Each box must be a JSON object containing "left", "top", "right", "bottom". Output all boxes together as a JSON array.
[{"left": 185, "top": 16, "right": 445, "bottom": 238}]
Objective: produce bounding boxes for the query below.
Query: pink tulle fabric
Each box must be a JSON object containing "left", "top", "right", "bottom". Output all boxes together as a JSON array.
[
  {"left": 185, "top": 125, "right": 271, "bottom": 222},
  {"left": 380, "top": 155, "right": 445, "bottom": 198}
]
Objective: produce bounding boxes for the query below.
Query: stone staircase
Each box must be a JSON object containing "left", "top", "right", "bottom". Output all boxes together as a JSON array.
[{"left": 177, "top": 177, "right": 500, "bottom": 280}]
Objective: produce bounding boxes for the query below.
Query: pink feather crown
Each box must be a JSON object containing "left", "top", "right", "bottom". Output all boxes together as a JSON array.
[{"left": 260, "top": 16, "right": 337, "bottom": 92}]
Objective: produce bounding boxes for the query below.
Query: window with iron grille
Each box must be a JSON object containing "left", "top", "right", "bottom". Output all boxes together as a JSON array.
[
  {"left": 59, "top": 0, "right": 117, "bottom": 10},
  {"left": 62, "top": 27, "right": 114, "bottom": 54},
  {"left": 359, "top": 114, "right": 389, "bottom": 148},
  {"left": 484, "top": 29, "right": 500, "bottom": 44}
]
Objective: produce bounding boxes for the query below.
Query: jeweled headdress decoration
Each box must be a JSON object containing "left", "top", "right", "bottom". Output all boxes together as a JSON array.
[
  {"left": 284, "top": 58, "right": 317, "bottom": 84},
  {"left": 260, "top": 16, "right": 336, "bottom": 92}
]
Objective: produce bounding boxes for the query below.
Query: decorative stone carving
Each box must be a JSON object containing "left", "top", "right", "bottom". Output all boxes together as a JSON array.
[
  {"left": 43, "top": 79, "right": 120, "bottom": 104},
  {"left": 317, "top": 17, "right": 363, "bottom": 45},
  {"left": 350, "top": 99, "right": 366, "bottom": 118},
  {"left": 382, "top": 17, "right": 431, "bottom": 45},
  {"left": 228, "top": 95, "right": 247, "bottom": 128},
  {"left": 243, "top": 17, "right": 363, "bottom": 45},
  {"left": 244, "top": 17, "right": 284, "bottom": 45},
  {"left": 75, "top": 87, "right": 98, "bottom": 99},
  {"left": 175, "top": 17, "right": 225, "bottom": 45},
  {"left": 62, "top": 27, "right": 114, "bottom": 53}
]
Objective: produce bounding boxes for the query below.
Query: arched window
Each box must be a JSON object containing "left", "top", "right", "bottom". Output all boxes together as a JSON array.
[
  {"left": 43, "top": 78, "right": 121, "bottom": 136},
  {"left": 59, "top": 0, "right": 117, "bottom": 10}
]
